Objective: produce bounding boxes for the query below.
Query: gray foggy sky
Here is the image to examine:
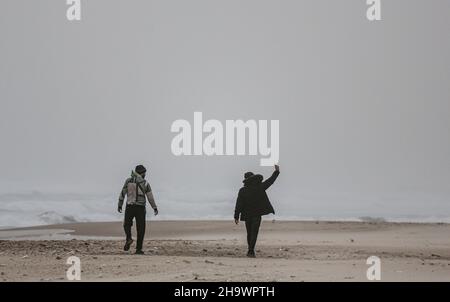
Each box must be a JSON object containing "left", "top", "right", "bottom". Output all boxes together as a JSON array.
[{"left": 0, "top": 0, "right": 449, "bottom": 218}]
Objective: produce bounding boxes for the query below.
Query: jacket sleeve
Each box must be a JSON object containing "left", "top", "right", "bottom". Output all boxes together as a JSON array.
[
  {"left": 262, "top": 170, "right": 280, "bottom": 191},
  {"left": 234, "top": 189, "right": 243, "bottom": 220},
  {"left": 118, "top": 178, "right": 130, "bottom": 208},
  {"left": 144, "top": 182, "right": 157, "bottom": 210}
]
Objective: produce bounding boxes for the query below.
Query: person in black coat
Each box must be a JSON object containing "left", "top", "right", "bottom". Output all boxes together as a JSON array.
[{"left": 234, "top": 165, "right": 280, "bottom": 257}]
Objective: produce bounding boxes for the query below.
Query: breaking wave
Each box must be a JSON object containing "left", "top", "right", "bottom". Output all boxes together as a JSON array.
[{"left": 0, "top": 190, "right": 449, "bottom": 228}]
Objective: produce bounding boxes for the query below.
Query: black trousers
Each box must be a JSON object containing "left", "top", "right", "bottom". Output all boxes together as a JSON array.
[
  {"left": 245, "top": 216, "right": 262, "bottom": 252},
  {"left": 123, "top": 205, "right": 146, "bottom": 250}
]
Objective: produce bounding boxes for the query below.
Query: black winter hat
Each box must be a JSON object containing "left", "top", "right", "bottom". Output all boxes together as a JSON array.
[
  {"left": 135, "top": 165, "right": 147, "bottom": 175},
  {"left": 244, "top": 172, "right": 254, "bottom": 179}
]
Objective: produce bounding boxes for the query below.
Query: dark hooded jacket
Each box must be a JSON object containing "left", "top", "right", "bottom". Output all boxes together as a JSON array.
[{"left": 234, "top": 170, "right": 280, "bottom": 221}]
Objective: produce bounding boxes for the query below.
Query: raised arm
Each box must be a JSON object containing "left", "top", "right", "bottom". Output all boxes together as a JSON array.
[{"left": 261, "top": 165, "right": 280, "bottom": 190}]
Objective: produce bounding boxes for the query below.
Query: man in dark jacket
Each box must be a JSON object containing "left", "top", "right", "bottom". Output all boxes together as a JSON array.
[
  {"left": 234, "top": 165, "right": 280, "bottom": 257},
  {"left": 118, "top": 165, "right": 158, "bottom": 254}
]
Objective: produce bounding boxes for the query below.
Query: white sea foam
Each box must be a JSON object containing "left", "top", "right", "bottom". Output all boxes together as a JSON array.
[{"left": 0, "top": 190, "right": 449, "bottom": 228}]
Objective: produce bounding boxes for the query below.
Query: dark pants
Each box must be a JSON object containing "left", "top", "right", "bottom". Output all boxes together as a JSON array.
[
  {"left": 123, "top": 205, "right": 146, "bottom": 251},
  {"left": 245, "top": 216, "right": 262, "bottom": 252}
]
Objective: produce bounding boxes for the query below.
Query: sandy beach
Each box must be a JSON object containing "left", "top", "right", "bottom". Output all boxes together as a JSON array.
[{"left": 0, "top": 220, "right": 449, "bottom": 282}]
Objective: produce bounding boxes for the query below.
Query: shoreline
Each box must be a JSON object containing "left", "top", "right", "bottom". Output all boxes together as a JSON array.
[
  {"left": 1, "top": 220, "right": 448, "bottom": 241},
  {"left": 2, "top": 217, "right": 450, "bottom": 230}
]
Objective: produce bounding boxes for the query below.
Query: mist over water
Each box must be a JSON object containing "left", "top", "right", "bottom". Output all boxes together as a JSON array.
[{"left": 1, "top": 188, "right": 449, "bottom": 228}]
